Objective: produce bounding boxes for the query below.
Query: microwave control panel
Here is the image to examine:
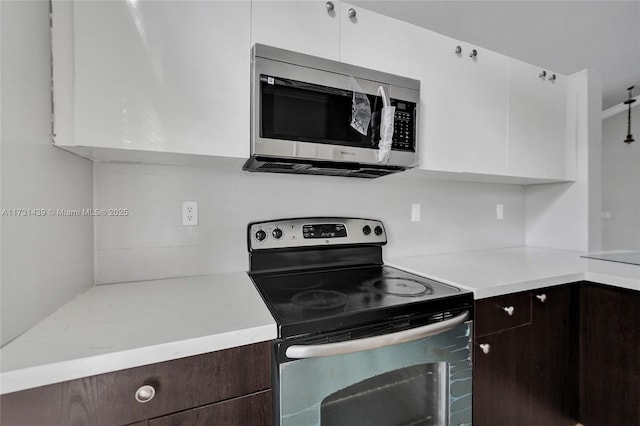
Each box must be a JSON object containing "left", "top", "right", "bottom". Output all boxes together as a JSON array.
[{"left": 391, "top": 100, "right": 417, "bottom": 151}]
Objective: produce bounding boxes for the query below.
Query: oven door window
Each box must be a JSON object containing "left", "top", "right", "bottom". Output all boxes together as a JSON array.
[
  {"left": 278, "top": 322, "right": 472, "bottom": 426},
  {"left": 260, "top": 76, "right": 383, "bottom": 148},
  {"left": 321, "top": 362, "right": 447, "bottom": 425}
]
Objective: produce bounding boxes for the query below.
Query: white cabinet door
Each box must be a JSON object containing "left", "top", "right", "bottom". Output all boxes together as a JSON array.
[
  {"left": 55, "top": 1, "right": 250, "bottom": 158},
  {"left": 410, "top": 34, "right": 508, "bottom": 176},
  {"left": 339, "top": 2, "right": 411, "bottom": 76},
  {"left": 410, "top": 26, "right": 463, "bottom": 172},
  {"left": 508, "top": 59, "right": 569, "bottom": 179},
  {"left": 461, "top": 43, "right": 509, "bottom": 175},
  {"left": 251, "top": 0, "right": 340, "bottom": 60}
]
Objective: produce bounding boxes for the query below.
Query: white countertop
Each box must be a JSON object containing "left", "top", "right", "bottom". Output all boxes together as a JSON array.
[
  {"left": 389, "top": 246, "right": 640, "bottom": 299},
  {"left": 2, "top": 246, "right": 639, "bottom": 395},
  {"left": 0, "top": 273, "right": 277, "bottom": 395}
]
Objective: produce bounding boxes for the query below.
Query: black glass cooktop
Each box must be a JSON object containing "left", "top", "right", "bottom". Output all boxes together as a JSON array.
[{"left": 249, "top": 265, "right": 472, "bottom": 338}]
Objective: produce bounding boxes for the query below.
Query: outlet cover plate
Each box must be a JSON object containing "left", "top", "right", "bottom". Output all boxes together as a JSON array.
[
  {"left": 411, "top": 204, "right": 421, "bottom": 222},
  {"left": 182, "top": 201, "right": 198, "bottom": 226}
]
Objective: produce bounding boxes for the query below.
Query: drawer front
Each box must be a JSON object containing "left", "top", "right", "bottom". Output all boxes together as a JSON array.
[
  {"left": 149, "top": 389, "right": 272, "bottom": 426},
  {"left": 475, "top": 292, "right": 532, "bottom": 337},
  {"left": 1, "top": 341, "right": 272, "bottom": 426}
]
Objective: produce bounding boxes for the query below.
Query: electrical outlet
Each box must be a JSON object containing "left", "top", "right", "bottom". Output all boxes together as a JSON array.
[
  {"left": 182, "top": 201, "right": 198, "bottom": 226},
  {"left": 411, "top": 204, "right": 421, "bottom": 222},
  {"left": 496, "top": 204, "right": 504, "bottom": 220}
]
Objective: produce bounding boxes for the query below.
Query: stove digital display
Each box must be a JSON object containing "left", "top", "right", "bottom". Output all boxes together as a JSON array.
[{"left": 303, "top": 224, "right": 347, "bottom": 239}]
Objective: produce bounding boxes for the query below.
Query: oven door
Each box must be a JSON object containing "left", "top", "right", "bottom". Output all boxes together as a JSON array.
[{"left": 276, "top": 316, "right": 473, "bottom": 426}]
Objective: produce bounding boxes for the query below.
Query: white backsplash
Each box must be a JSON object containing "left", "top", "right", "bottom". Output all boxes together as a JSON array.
[{"left": 94, "top": 160, "right": 525, "bottom": 284}]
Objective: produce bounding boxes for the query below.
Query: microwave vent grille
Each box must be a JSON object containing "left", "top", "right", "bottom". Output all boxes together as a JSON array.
[
  {"left": 243, "top": 157, "right": 405, "bottom": 179},
  {"left": 258, "top": 162, "right": 297, "bottom": 170}
]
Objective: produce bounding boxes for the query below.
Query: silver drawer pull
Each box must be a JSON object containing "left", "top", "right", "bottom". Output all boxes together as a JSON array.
[
  {"left": 479, "top": 343, "right": 490, "bottom": 354},
  {"left": 536, "top": 294, "right": 547, "bottom": 303},
  {"left": 503, "top": 306, "right": 515, "bottom": 316},
  {"left": 135, "top": 385, "right": 156, "bottom": 403}
]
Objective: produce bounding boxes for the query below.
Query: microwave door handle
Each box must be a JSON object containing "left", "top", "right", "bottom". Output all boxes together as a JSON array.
[{"left": 285, "top": 310, "right": 470, "bottom": 359}]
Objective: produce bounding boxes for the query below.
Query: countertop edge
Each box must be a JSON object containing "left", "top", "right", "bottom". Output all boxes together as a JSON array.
[
  {"left": 470, "top": 273, "right": 587, "bottom": 299},
  {"left": 584, "top": 271, "right": 640, "bottom": 292},
  {"left": 0, "top": 323, "right": 276, "bottom": 395}
]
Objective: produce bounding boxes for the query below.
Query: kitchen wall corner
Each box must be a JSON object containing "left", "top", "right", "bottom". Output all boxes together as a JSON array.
[
  {"left": 0, "top": 1, "right": 94, "bottom": 346},
  {"left": 601, "top": 107, "right": 640, "bottom": 250}
]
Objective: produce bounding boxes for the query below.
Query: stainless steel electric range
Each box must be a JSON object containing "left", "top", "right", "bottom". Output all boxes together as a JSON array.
[{"left": 246, "top": 217, "right": 473, "bottom": 426}]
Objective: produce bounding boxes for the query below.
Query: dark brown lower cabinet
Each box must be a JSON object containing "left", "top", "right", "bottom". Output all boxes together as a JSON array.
[
  {"left": 148, "top": 389, "right": 271, "bottom": 426},
  {"left": 473, "top": 322, "right": 536, "bottom": 425},
  {"left": 529, "top": 284, "right": 580, "bottom": 425},
  {"left": 1, "top": 341, "right": 273, "bottom": 426},
  {"left": 580, "top": 284, "right": 640, "bottom": 426},
  {"left": 473, "top": 284, "right": 580, "bottom": 426}
]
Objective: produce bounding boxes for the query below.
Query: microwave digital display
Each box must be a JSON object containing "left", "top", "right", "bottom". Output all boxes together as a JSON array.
[{"left": 303, "top": 224, "right": 347, "bottom": 239}]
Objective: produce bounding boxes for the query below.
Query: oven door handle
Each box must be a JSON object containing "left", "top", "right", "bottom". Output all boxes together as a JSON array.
[{"left": 285, "top": 310, "right": 470, "bottom": 359}]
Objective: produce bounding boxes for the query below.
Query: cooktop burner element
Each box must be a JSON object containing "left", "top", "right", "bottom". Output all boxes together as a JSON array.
[
  {"left": 365, "top": 277, "right": 434, "bottom": 297},
  {"left": 292, "top": 290, "right": 348, "bottom": 310}
]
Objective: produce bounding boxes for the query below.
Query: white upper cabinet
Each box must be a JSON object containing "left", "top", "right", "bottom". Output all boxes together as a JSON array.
[
  {"left": 52, "top": 0, "right": 575, "bottom": 179},
  {"left": 251, "top": 1, "right": 340, "bottom": 60},
  {"left": 507, "top": 59, "right": 570, "bottom": 180},
  {"left": 52, "top": 1, "right": 251, "bottom": 159},
  {"left": 410, "top": 26, "right": 463, "bottom": 172},
  {"left": 410, "top": 29, "right": 508, "bottom": 176},
  {"left": 251, "top": 1, "right": 411, "bottom": 76},
  {"left": 461, "top": 42, "right": 509, "bottom": 175},
  {"left": 339, "top": 2, "right": 411, "bottom": 76},
  {"left": 411, "top": 25, "right": 572, "bottom": 182}
]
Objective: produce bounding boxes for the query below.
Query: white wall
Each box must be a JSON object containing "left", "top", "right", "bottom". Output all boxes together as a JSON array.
[
  {"left": 601, "top": 108, "right": 640, "bottom": 250},
  {"left": 94, "top": 160, "right": 525, "bottom": 284},
  {"left": 0, "top": 1, "right": 94, "bottom": 346}
]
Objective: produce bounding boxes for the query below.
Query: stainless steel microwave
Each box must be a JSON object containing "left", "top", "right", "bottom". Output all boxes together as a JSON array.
[{"left": 243, "top": 44, "right": 420, "bottom": 178}]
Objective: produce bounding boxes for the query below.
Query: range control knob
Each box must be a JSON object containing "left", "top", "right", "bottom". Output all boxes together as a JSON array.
[
  {"left": 362, "top": 225, "right": 371, "bottom": 235},
  {"left": 272, "top": 228, "right": 283, "bottom": 239},
  {"left": 374, "top": 226, "right": 383, "bottom": 236},
  {"left": 255, "top": 230, "right": 267, "bottom": 241}
]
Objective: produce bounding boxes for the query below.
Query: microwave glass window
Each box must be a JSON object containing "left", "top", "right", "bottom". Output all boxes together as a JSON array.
[{"left": 261, "top": 76, "right": 376, "bottom": 148}]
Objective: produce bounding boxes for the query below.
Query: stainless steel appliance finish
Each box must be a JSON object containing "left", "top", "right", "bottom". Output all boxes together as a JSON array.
[
  {"left": 246, "top": 217, "right": 473, "bottom": 425},
  {"left": 248, "top": 217, "right": 387, "bottom": 251},
  {"left": 244, "top": 44, "right": 420, "bottom": 178}
]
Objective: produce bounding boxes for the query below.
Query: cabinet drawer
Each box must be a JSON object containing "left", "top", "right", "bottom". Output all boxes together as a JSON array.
[
  {"left": 149, "top": 389, "right": 272, "bottom": 426},
  {"left": 475, "top": 292, "right": 532, "bottom": 337},
  {"left": 1, "top": 341, "right": 272, "bottom": 426}
]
